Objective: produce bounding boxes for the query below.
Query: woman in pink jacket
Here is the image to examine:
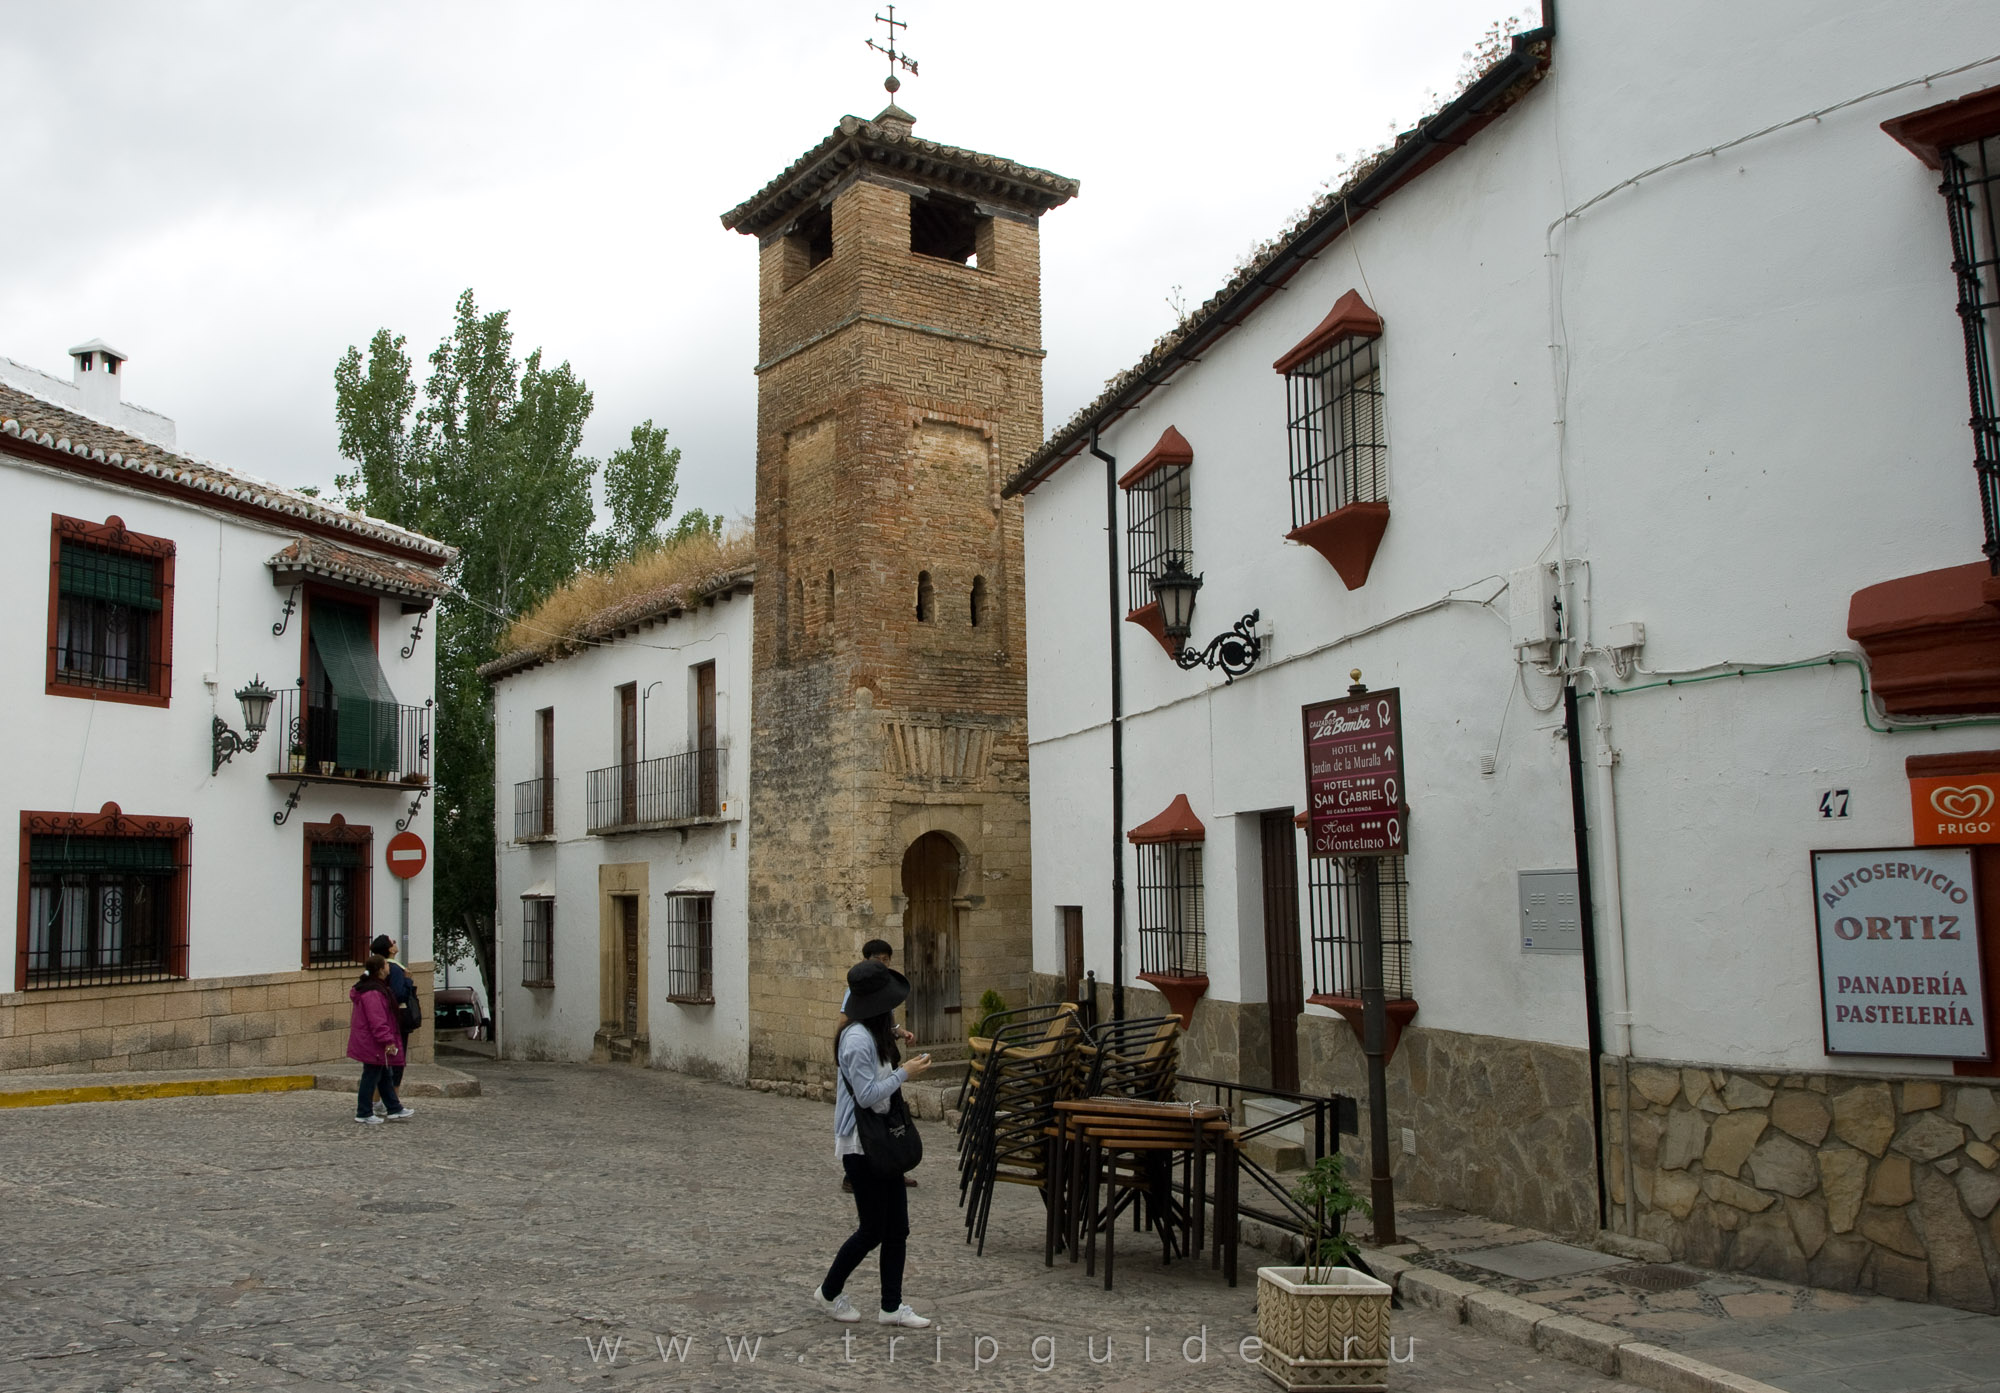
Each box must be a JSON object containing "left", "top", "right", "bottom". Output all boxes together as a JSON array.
[{"left": 348, "top": 954, "right": 414, "bottom": 1125}]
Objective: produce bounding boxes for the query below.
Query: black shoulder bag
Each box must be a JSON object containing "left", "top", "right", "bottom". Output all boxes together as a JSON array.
[{"left": 842, "top": 1032, "right": 923, "bottom": 1178}]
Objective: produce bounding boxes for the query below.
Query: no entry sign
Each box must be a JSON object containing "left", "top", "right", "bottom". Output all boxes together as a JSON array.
[
  {"left": 1303, "top": 688, "right": 1407, "bottom": 857},
  {"left": 385, "top": 830, "right": 428, "bottom": 880}
]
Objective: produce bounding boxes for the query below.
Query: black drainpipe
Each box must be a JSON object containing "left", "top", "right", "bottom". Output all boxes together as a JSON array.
[
  {"left": 1563, "top": 684, "right": 1609, "bottom": 1231},
  {"left": 1089, "top": 425, "right": 1127, "bottom": 1023}
]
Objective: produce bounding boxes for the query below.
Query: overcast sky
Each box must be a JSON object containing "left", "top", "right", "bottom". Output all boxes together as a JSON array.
[{"left": 2, "top": 1, "right": 1535, "bottom": 524}]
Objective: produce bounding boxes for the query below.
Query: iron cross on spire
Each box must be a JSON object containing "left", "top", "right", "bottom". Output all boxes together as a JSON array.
[{"left": 866, "top": 5, "right": 919, "bottom": 96}]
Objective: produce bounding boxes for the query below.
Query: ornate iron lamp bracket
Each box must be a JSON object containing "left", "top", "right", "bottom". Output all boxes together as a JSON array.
[
  {"left": 212, "top": 718, "right": 263, "bottom": 775},
  {"left": 1173, "top": 610, "right": 1263, "bottom": 684}
]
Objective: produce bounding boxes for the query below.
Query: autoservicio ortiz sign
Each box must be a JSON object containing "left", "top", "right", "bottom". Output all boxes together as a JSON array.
[{"left": 1811, "top": 847, "right": 1988, "bottom": 1060}]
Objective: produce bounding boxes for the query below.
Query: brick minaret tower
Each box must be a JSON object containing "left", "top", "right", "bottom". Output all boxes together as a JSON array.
[{"left": 722, "top": 105, "right": 1077, "bottom": 1080}]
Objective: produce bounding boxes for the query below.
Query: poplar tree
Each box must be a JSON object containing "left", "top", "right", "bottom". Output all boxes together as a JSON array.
[{"left": 332, "top": 289, "right": 691, "bottom": 1003}]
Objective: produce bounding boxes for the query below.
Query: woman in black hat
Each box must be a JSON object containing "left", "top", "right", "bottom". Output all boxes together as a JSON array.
[{"left": 812, "top": 960, "right": 933, "bottom": 1329}]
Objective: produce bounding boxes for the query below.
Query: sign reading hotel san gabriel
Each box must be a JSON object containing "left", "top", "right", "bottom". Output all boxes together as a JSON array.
[
  {"left": 1303, "top": 689, "right": 1407, "bottom": 857},
  {"left": 1812, "top": 847, "right": 1988, "bottom": 1060}
]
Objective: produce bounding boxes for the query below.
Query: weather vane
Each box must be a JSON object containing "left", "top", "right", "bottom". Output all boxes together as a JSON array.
[{"left": 866, "top": 5, "right": 918, "bottom": 97}]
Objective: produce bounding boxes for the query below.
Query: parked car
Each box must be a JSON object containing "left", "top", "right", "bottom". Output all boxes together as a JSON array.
[{"left": 432, "top": 986, "right": 486, "bottom": 1041}]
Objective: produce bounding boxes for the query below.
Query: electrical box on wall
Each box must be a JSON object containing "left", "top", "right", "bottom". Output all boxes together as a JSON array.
[
  {"left": 1508, "top": 563, "right": 1561, "bottom": 659},
  {"left": 1519, "top": 869, "right": 1582, "bottom": 953}
]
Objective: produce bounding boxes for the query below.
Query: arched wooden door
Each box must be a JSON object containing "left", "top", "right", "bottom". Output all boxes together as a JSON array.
[{"left": 902, "top": 833, "right": 961, "bottom": 1042}]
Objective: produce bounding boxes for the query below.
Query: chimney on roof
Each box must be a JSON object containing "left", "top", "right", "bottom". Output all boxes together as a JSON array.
[{"left": 69, "top": 339, "right": 128, "bottom": 420}]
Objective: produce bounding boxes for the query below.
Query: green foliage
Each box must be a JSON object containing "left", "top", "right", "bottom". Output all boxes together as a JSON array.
[
  {"left": 328, "top": 289, "right": 704, "bottom": 999},
  {"left": 970, "top": 988, "right": 1008, "bottom": 1040},
  {"left": 1293, "top": 1152, "right": 1372, "bottom": 1283}
]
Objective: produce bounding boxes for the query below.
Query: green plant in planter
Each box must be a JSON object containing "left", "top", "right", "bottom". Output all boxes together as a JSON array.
[
  {"left": 969, "top": 988, "right": 1007, "bottom": 1040},
  {"left": 1293, "top": 1152, "right": 1372, "bottom": 1284}
]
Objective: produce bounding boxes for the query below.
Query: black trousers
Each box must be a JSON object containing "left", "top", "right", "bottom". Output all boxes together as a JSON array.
[{"left": 822, "top": 1153, "right": 909, "bottom": 1311}]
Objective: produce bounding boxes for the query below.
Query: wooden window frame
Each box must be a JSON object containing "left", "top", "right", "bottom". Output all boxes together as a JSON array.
[
  {"left": 522, "top": 896, "right": 555, "bottom": 988},
  {"left": 15, "top": 803, "right": 190, "bottom": 990},
  {"left": 664, "top": 893, "right": 715, "bottom": 1004},
  {"left": 45, "top": 514, "right": 176, "bottom": 708},
  {"left": 301, "top": 815, "right": 371, "bottom": 969}
]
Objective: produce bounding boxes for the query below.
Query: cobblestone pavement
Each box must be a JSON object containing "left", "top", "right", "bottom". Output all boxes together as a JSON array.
[
  {"left": 0, "top": 1059, "right": 1648, "bottom": 1392},
  {"left": 1367, "top": 1207, "right": 2000, "bottom": 1393}
]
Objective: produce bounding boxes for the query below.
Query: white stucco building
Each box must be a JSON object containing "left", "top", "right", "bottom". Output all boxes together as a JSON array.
[
  {"left": 1, "top": 344, "right": 451, "bottom": 1073},
  {"left": 483, "top": 565, "right": 753, "bottom": 1080},
  {"left": 1007, "top": 2, "right": 2000, "bottom": 1309}
]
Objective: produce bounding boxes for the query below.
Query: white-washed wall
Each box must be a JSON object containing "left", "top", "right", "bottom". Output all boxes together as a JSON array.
[
  {"left": 492, "top": 588, "right": 752, "bottom": 1080},
  {"left": 2, "top": 457, "right": 436, "bottom": 985}
]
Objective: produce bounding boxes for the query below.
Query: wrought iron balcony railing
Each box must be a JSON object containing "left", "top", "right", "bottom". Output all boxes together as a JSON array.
[
  {"left": 586, "top": 744, "right": 727, "bottom": 834},
  {"left": 271, "top": 686, "right": 432, "bottom": 784},
  {"left": 514, "top": 777, "right": 556, "bottom": 840}
]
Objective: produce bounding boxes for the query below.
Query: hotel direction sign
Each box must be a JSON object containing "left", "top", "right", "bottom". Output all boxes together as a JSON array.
[
  {"left": 1303, "top": 689, "right": 1407, "bottom": 858},
  {"left": 1812, "top": 847, "right": 1988, "bottom": 1060}
]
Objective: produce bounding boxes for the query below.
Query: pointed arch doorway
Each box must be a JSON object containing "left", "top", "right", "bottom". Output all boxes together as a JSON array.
[{"left": 902, "top": 833, "right": 963, "bottom": 1042}]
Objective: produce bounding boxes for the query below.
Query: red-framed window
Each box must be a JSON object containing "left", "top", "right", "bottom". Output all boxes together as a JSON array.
[
  {"left": 16, "top": 803, "right": 190, "bottom": 990},
  {"left": 302, "top": 815, "right": 371, "bottom": 968},
  {"left": 46, "top": 514, "right": 176, "bottom": 707}
]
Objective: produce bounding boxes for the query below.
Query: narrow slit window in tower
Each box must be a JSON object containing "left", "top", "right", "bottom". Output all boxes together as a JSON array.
[
  {"left": 970, "top": 575, "right": 986, "bottom": 627},
  {"left": 916, "top": 570, "right": 934, "bottom": 623}
]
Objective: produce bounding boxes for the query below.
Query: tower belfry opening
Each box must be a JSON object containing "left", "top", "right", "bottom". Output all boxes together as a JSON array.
[{"left": 720, "top": 85, "right": 1079, "bottom": 1082}]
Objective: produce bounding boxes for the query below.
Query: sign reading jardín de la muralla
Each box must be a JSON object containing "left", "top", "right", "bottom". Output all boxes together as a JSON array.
[{"left": 1811, "top": 847, "right": 1989, "bottom": 1060}]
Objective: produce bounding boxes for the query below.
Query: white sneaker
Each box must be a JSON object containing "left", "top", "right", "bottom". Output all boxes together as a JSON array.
[
  {"left": 877, "top": 1304, "right": 931, "bottom": 1329},
  {"left": 386, "top": 1108, "right": 416, "bottom": 1121},
  {"left": 812, "top": 1287, "right": 861, "bottom": 1323},
  {"left": 354, "top": 1115, "right": 384, "bottom": 1126}
]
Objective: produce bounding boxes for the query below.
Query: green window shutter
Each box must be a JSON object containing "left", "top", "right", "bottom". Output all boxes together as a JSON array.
[
  {"left": 30, "top": 836, "right": 177, "bottom": 874},
  {"left": 59, "top": 544, "right": 161, "bottom": 611},
  {"left": 309, "top": 602, "right": 400, "bottom": 773},
  {"left": 310, "top": 841, "right": 366, "bottom": 869}
]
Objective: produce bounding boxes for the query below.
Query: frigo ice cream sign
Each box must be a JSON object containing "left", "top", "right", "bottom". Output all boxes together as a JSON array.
[
  {"left": 1811, "top": 847, "right": 1988, "bottom": 1059},
  {"left": 1910, "top": 772, "right": 1999, "bottom": 845}
]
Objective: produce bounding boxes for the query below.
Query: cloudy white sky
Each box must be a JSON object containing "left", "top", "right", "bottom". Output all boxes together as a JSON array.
[{"left": 3, "top": 1, "right": 1535, "bottom": 523}]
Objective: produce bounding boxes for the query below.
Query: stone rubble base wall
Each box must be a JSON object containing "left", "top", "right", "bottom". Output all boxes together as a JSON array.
[
  {"left": 1610, "top": 1059, "right": 2000, "bottom": 1313},
  {"left": 0, "top": 966, "right": 436, "bottom": 1074}
]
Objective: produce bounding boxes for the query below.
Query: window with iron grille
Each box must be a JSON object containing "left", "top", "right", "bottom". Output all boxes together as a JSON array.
[
  {"left": 1125, "top": 464, "right": 1193, "bottom": 615},
  {"left": 1939, "top": 134, "right": 2000, "bottom": 569},
  {"left": 522, "top": 898, "right": 554, "bottom": 987},
  {"left": 1135, "top": 842, "right": 1205, "bottom": 978},
  {"left": 664, "top": 894, "right": 714, "bottom": 1003},
  {"left": 1306, "top": 854, "right": 1412, "bottom": 1002},
  {"left": 1286, "top": 336, "right": 1386, "bottom": 529},
  {"left": 304, "top": 824, "right": 370, "bottom": 967},
  {"left": 24, "top": 833, "right": 188, "bottom": 988},
  {"left": 47, "top": 515, "right": 175, "bottom": 705}
]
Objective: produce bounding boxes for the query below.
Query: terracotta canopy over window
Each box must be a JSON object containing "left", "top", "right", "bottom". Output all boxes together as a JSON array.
[
  {"left": 1273, "top": 289, "right": 1384, "bottom": 375},
  {"left": 1881, "top": 84, "right": 2000, "bottom": 169},
  {"left": 1128, "top": 793, "right": 1205, "bottom": 844},
  {"left": 1117, "top": 425, "right": 1194, "bottom": 490}
]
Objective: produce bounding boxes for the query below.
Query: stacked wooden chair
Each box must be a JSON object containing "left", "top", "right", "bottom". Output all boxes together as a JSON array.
[
  {"left": 1078, "top": 1014, "right": 1183, "bottom": 1101},
  {"left": 955, "top": 1005, "right": 1084, "bottom": 1255}
]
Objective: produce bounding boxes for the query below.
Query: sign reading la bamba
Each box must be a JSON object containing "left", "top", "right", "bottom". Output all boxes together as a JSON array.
[
  {"left": 1811, "top": 846, "right": 1988, "bottom": 1060},
  {"left": 1303, "top": 689, "right": 1407, "bottom": 857}
]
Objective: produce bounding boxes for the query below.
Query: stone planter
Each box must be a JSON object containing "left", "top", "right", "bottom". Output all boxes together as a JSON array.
[{"left": 1256, "top": 1265, "right": 1393, "bottom": 1391}]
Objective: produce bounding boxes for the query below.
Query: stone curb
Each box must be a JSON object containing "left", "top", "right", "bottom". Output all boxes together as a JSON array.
[
  {"left": 1357, "top": 1249, "right": 1786, "bottom": 1393},
  {"left": 311, "top": 1067, "right": 482, "bottom": 1098},
  {"left": 0, "top": 1074, "right": 318, "bottom": 1109}
]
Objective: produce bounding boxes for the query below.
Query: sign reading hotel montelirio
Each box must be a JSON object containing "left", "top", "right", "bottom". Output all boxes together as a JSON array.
[{"left": 1811, "top": 846, "right": 1988, "bottom": 1060}]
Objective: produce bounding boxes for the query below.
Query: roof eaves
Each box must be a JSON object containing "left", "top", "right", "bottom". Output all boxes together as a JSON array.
[{"left": 1003, "top": 26, "right": 1553, "bottom": 499}]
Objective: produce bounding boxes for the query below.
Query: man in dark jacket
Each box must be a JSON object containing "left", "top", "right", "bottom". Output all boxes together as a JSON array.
[{"left": 371, "top": 935, "right": 418, "bottom": 1091}]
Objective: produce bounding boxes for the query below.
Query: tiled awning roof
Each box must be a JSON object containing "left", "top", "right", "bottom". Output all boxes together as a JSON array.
[{"left": 267, "top": 536, "right": 449, "bottom": 602}]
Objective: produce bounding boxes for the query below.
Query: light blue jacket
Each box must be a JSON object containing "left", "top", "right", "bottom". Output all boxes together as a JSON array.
[{"left": 833, "top": 1022, "right": 906, "bottom": 1139}]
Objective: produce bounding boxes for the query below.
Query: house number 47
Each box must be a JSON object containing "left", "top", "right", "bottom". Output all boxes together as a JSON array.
[{"left": 1819, "top": 789, "right": 1851, "bottom": 819}]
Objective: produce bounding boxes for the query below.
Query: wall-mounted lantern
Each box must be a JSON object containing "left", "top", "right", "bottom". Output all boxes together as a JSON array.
[
  {"left": 1149, "top": 557, "right": 1262, "bottom": 683},
  {"left": 212, "top": 676, "right": 276, "bottom": 774}
]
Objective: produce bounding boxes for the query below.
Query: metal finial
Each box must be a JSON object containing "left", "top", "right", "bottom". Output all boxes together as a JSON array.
[{"left": 867, "top": 5, "right": 919, "bottom": 93}]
